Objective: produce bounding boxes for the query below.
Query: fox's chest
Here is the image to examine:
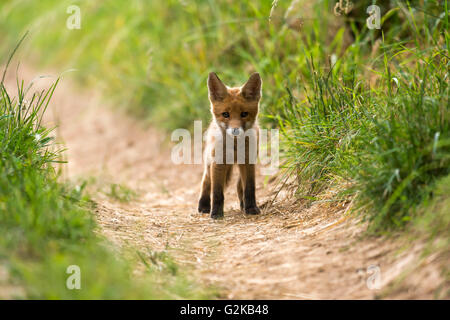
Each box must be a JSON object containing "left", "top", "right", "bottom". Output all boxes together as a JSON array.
[{"left": 208, "top": 128, "right": 259, "bottom": 165}]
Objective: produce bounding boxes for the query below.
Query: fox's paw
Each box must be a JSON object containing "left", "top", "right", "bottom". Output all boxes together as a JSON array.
[
  {"left": 210, "top": 208, "right": 224, "bottom": 220},
  {"left": 211, "top": 212, "right": 224, "bottom": 219},
  {"left": 198, "top": 197, "right": 211, "bottom": 214},
  {"left": 245, "top": 206, "right": 260, "bottom": 215}
]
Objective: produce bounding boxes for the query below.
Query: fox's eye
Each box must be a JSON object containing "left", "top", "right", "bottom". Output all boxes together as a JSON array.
[
  {"left": 241, "top": 112, "right": 248, "bottom": 118},
  {"left": 222, "top": 112, "right": 230, "bottom": 118}
]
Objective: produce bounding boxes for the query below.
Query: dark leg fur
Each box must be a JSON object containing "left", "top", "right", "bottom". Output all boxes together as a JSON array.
[
  {"left": 210, "top": 163, "right": 231, "bottom": 219},
  {"left": 238, "top": 164, "right": 260, "bottom": 215},
  {"left": 198, "top": 165, "right": 211, "bottom": 213},
  {"left": 237, "top": 178, "right": 244, "bottom": 211}
]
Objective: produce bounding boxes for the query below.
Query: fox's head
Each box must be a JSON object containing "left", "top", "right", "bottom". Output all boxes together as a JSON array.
[{"left": 207, "top": 72, "right": 262, "bottom": 137}]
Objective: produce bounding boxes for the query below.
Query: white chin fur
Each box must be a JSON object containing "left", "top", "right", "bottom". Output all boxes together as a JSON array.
[{"left": 217, "top": 121, "right": 227, "bottom": 130}]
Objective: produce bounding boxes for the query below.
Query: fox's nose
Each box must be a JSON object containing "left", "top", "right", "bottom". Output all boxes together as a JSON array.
[
  {"left": 231, "top": 128, "right": 244, "bottom": 136},
  {"left": 226, "top": 126, "right": 243, "bottom": 137}
]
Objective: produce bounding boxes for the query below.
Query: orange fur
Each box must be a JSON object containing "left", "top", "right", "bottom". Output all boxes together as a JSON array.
[{"left": 198, "top": 72, "right": 262, "bottom": 219}]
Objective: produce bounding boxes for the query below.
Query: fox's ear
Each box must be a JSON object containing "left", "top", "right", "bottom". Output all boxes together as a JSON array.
[
  {"left": 208, "top": 72, "right": 228, "bottom": 102},
  {"left": 241, "top": 73, "right": 262, "bottom": 101}
]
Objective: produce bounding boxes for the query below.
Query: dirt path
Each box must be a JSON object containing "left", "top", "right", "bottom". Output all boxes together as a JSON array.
[{"left": 7, "top": 67, "right": 447, "bottom": 299}]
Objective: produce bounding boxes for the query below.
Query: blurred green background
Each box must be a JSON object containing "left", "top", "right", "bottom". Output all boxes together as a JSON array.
[{"left": 1, "top": 0, "right": 391, "bottom": 129}]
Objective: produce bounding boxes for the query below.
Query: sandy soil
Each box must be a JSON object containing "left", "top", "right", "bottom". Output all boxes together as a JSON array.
[{"left": 4, "top": 67, "right": 448, "bottom": 299}]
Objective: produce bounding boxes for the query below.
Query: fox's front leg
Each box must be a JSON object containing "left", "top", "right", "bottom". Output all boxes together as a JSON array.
[
  {"left": 198, "top": 164, "right": 211, "bottom": 214},
  {"left": 210, "top": 163, "right": 229, "bottom": 219},
  {"left": 237, "top": 178, "right": 244, "bottom": 211},
  {"left": 238, "top": 164, "right": 260, "bottom": 215}
]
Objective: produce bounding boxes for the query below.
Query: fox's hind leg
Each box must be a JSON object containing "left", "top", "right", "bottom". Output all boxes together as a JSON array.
[{"left": 198, "top": 164, "right": 211, "bottom": 213}]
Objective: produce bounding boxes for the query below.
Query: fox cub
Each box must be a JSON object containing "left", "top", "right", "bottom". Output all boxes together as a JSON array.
[{"left": 198, "top": 72, "right": 262, "bottom": 219}]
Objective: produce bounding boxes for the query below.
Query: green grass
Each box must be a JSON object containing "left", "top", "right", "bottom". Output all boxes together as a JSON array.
[
  {"left": 278, "top": 1, "right": 449, "bottom": 231},
  {"left": 104, "top": 183, "right": 139, "bottom": 203},
  {"left": 413, "top": 174, "right": 450, "bottom": 253},
  {"left": 0, "top": 46, "right": 211, "bottom": 299},
  {"left": 0, "top": 0, "right": 448, "bottom": 234}
]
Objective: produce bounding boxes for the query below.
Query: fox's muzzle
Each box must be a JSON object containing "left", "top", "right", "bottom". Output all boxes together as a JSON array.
[{"left": 226, "top": 127, "right": 244, "bottom": 137}]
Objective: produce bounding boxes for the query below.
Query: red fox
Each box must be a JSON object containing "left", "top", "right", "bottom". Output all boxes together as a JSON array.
[{"left": 198, "top": 72, "right": 262, "bottom": 219}]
